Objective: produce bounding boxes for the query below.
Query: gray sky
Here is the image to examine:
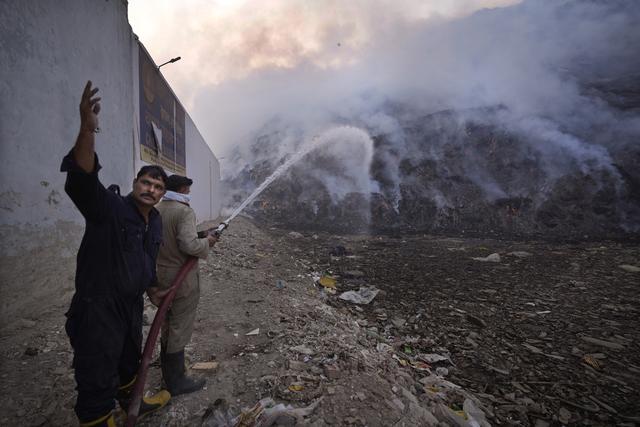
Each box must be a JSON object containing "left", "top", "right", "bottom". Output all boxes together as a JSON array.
[{"left": 129, "top": 0, "right": 520, "bottom": 156}]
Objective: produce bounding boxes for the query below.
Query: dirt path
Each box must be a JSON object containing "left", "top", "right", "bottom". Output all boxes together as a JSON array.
[{"left": 1, "top": 217, "right": 639, "bottom": 426}]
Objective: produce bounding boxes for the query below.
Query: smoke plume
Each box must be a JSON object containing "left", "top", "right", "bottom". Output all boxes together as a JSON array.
[{"left": 132, "top": 0, "right": 640, "bottom": 234}]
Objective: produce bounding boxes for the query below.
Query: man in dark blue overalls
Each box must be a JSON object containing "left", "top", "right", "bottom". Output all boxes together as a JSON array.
[{"left": 61, "top": 81, "right": 171, "bottom": 426}]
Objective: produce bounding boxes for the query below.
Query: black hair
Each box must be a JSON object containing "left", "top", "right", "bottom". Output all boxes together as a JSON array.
[
  {"left": 136, "top": 165, "right": 168, "bottom": 184},
  {"left": 165, "top": 175, "right": 194, "bottom": 191}
]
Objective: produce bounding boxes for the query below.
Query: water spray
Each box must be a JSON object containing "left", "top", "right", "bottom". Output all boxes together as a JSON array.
[
  {"left": 203, "top": 134, "right": 325, "bottom": 238},
  {"left": 217, "top": 125, "right": 375, "bottom": 231}
]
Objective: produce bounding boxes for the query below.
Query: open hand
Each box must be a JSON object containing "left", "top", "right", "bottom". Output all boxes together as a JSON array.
[{"left": 79, "top": 80, "right": 101, "bottom": 133}]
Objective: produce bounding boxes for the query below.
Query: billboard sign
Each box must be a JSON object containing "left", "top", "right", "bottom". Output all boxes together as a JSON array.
[{"left": 138, "top": 46, "right": 186, "bottom": 174}]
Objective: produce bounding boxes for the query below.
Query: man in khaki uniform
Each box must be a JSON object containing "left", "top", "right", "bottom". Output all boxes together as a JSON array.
[{"left": 156, "top": 175, "right": 217, "bottom": 395}]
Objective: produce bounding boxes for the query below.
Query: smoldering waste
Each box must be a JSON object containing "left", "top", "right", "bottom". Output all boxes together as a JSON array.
[{"left": 224, "top": 107, "right": 639, "bottom": 239}]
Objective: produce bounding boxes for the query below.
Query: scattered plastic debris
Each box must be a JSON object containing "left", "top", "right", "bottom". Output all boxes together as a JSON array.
[
  {"left": 558, "top": 407, "right": 572, "bottom": 424},
  {"left": 507, "top": 251, "right": 532, "bottom": 258},
  {"left": 420, "top": 354, "right": 451, "bottom": 364},
  {"left": 338, "top": 286, "right": 379, "bottom": 304},
  {"left": 201, "top": 397, "right": 322, "bottom": 427},
  {"left": 276, "top": 374, "right": 323, "bottom": 401},
  {"left": 420, "top": 374, "right": 462, "bottom": 390},
  {"left": 402, "top": 343, "right": 413, "bottom": 354},
  {"left": 392, "top": 354, "right": 408, "bottom": 367},
  {"left": 376, "top": 343, "right": 393, "bottom": 353},
  {"left": 435, "top": 367, "right": 449, "bottom": 376},
  {"left": 582, "top": 354, "right": 602, "bottom": 370},
  {"left": 318, "top": 275, "right": 337, "bottom": 289},
  {"left": 471, "top": 253, "right": 501, "bottom": 262},
  {"left": 412, "top": 361, "right": 432, "bottom": 371},
  {"left": 618, "top": 264, "right": 640, "bottom": 273},
  {"left": 290, "top": 345, "right": 314, "bottom": 355}
]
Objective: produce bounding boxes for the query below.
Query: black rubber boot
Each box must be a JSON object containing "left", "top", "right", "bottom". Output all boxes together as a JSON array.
[{"left": 161, "top": 349, "right": 206, "bottom": 396}]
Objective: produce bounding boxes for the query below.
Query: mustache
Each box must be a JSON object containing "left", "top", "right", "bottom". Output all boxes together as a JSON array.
[{"left": 141, "top": 193, "right": 156, "bottom": 199}]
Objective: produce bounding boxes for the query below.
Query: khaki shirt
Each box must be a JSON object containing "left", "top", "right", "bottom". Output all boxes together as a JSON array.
[{"left": 156, "top": 200, "right": 209, "bottom": 296}]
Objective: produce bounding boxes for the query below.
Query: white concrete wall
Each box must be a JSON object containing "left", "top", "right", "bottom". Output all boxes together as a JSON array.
[
  {"left": 0, "top": 0, "right": 220, "bottom": 325},
  {"left": 0, "top": 0, "right": 135, "bottom": 242},
  {"left": 185, "top": 116, "right": 222, "bottom": 222},
  {"left": 0, "top": 0, "right": 136, "bottom": 325}
]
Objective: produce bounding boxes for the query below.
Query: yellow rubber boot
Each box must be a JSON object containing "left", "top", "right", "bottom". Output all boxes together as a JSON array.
[
  {"left": 117, "top": 377, "right": 171, "bottom": 419},
  {"left": 79, "top": 411, "right": 116, "bottom": 427}
]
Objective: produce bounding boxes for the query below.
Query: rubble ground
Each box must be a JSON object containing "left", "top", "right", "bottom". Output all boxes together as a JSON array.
[{"left": 0, "top": 217, "right": 639, "bottom": 426}]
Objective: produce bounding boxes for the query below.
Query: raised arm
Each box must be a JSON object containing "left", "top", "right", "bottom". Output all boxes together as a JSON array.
[
  {"left": 73, "top": 80, "right": 101, "bottom": 172},
  {"left": 60, "top": 81, "right": 112, "bottom": 222}
]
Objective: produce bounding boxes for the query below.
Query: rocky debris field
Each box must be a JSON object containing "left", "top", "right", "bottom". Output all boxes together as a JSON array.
[{"left": 0, "top": 217, "right": 639, "bottom": 426}]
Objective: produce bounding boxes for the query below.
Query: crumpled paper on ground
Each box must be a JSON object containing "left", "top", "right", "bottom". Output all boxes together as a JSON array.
[{"left": 338, "top": 286, "right": 379, "bottom": 304}]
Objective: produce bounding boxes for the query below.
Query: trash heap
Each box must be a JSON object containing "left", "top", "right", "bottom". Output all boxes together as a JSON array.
[
  {"left": 224, "top": 107, "right": 640, "bottom": 239},
  {"left": 130, "top": 219, "right": 639, "bottom": 426},
  {"left": 186, "top": 227, "right": 500, "bottom": 426},
  {"left": 255, "top": 231, "right": 640, "bottom": 426},
  {"left": 208, "top": 287, "right": 497, "bottom": 427}
]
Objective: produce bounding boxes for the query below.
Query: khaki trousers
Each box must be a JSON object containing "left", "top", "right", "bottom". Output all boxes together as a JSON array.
[{"left": 157, "top": 265, "right": 200, "bottom": 353}]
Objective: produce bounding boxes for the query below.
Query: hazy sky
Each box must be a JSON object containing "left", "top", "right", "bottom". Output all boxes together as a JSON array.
[
  {"left": 128, "top": 0, "right": 638, "bottom": 184},
  {"left": 128, "top": 0, "right": 520, "bottom": 154},
  {"left": 129, "top": 0, "right": 518, "bottom": 92}
]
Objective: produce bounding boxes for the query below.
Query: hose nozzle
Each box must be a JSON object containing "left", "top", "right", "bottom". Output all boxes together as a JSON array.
[{"left": 212, "top": 221, "right": 228, "bottom": 237}]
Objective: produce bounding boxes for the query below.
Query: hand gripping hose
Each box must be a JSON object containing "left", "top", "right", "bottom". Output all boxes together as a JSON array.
[{"left": 125, "top": 256, "right": 198, "bottom": 426}]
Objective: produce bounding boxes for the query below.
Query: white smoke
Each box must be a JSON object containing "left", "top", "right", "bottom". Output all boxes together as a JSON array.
[
  {"left": 190, "top": 0, "right": 637, "bottom": 172},
  {"left": 296, "top": 126, "right": 376, "bottom": 202},
  {"left": 222, "top": 126, "right": 375, "bottom": 222},
  {"left": 131, "top": 0, "right": 640, "bottom": 218}
]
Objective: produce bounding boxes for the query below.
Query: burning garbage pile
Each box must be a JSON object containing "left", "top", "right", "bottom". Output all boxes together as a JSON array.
[
  {"left": 223, "top": 126, "right": 376, "bottom": 234},
  {"left": 223, "top": 108, "right": 640, "bottom": 239},
  {"left": 218, "top": 0, "right": 640, "bottom": 240}
]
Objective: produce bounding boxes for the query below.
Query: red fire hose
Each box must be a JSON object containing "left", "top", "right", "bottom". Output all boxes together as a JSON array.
[{"left": 125, "top": 256, "right": 198, "bottom": 426}]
